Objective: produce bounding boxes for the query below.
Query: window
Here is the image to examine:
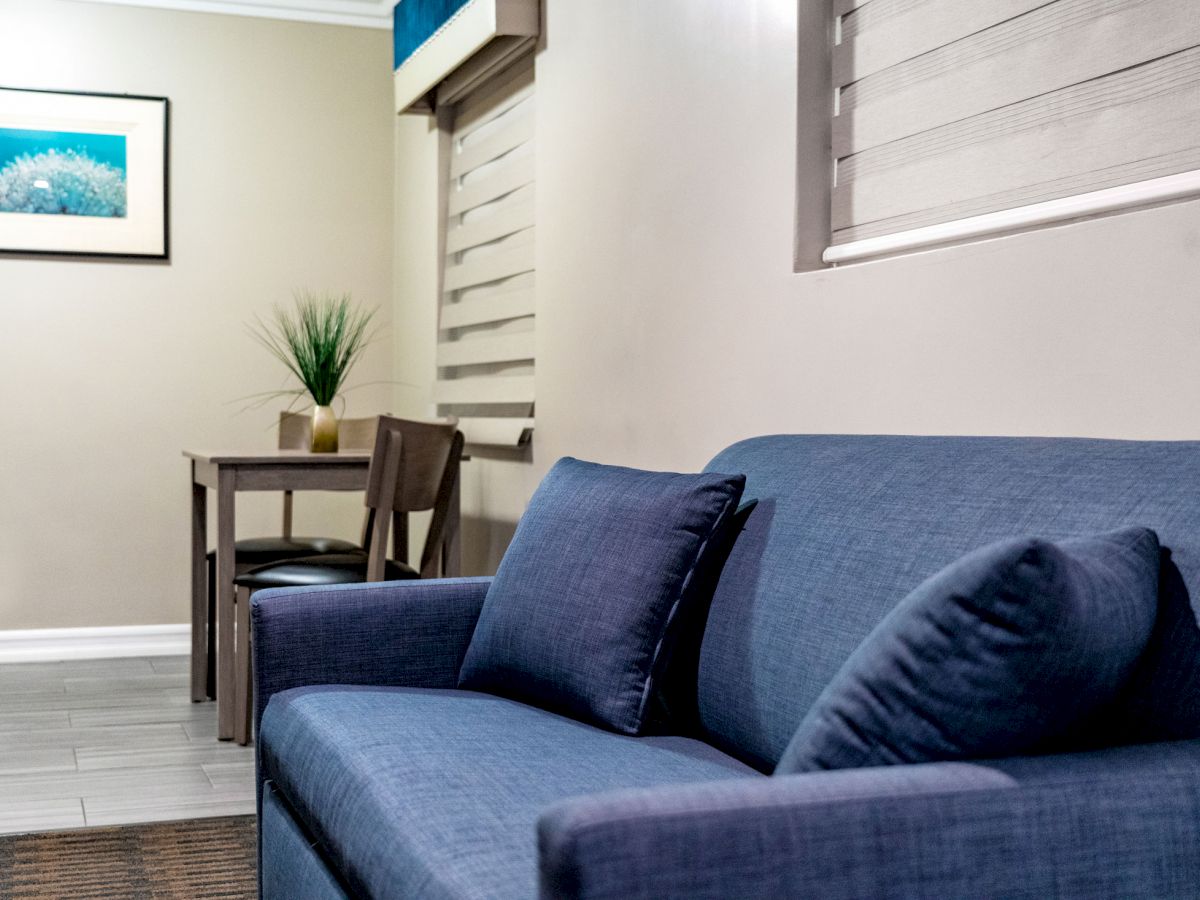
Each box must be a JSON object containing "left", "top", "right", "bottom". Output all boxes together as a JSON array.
[{"left": 825, "top": 0, "right": 1200, "bottom": 263}]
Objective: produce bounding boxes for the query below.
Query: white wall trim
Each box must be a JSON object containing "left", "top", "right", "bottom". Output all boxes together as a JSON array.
[
  {"left": 69, "top": 0, "right": 394, "bottom": 29},
  {"left": 824, "top": 169, "right": 1200, "bottom": 265},
  {"left": 0, "top": 625, "right": 190, "bottom": 664}
]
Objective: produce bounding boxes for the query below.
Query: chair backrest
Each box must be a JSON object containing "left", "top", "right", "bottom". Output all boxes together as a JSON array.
[
  {"left": 277, "top": 411, "right": 381, "bottom": 538},
  {"left": 277, "top": 410, "right": 379, "bottom": 451},
  {"left": 694, "top": 434, "right": 1200, "bottom": 771},
  {"left": 361, "top": 415, "right": 463, "bottom": 581},
  {"left": 277, "top": 410, "right": 309, "bottom": 450}
]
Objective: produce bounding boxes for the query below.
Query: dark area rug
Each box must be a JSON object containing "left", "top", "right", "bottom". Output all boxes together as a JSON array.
[{"left": 0, "top": 815, "right": 256, "bottom": 899}]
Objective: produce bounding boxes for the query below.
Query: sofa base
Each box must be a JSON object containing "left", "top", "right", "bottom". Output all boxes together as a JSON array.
[{"left": 261, "top": 782, "right": 351, "bottom": 899}]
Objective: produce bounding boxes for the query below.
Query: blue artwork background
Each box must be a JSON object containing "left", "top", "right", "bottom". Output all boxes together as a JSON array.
[
  {"left": 0, "top": 127, "right": 128, "bottom": 218},
  {"left": 0, "top": 129, "right": 127, "bottom": 173}
]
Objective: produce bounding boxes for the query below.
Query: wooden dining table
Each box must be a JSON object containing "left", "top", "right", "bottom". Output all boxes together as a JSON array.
[{"left": 184, "top": 448, "right": 466, "bottom": 741}]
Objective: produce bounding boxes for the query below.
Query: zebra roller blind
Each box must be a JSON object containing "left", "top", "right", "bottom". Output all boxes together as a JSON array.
[
  {"left": 827, "top": 0, "right": 1200, "bottom": 262},
  {"left": 435, "top": 56, "right": 535, "bottom": 447}
]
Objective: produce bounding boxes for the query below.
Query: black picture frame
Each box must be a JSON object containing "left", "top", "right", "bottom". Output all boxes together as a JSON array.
[{"left": 0, "top": 86, "right": 169, "bottom": 260}]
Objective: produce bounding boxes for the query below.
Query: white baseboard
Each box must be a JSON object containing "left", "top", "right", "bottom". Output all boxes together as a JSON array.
[{"left": 0, "top": 625, "right": 190, "bottom": 664}]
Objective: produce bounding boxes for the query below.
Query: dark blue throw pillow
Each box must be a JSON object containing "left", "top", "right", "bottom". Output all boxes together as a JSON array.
[
  {"left": 775, "top": 527, "right": 1161, "bottom": 774},
  {"left": 1082, "top": 548, "right": 1200, "bottom": 744},
  {"left": 458, "top": 457, "right": 745, "bottom": 735}
]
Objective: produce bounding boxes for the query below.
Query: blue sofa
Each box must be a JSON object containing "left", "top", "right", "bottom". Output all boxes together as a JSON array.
[{"left": 253, "top": 435, "right": 1200, "bottom": 898}]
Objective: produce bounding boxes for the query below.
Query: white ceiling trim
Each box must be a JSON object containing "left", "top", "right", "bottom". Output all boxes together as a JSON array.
[{"left": 71, "top": 0, "right": 394, "bottom": 29}]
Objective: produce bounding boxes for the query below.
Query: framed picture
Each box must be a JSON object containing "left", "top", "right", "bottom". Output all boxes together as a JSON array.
[{"left": 0, "top": 87, "right": 169, "bottom": 259}]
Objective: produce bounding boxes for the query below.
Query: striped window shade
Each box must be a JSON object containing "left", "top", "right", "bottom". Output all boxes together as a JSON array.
[
  {"left": 825, "top": 0, "right": 1200, "bottom": 264},
  {"left": 434, "top": 57, "right": 535, "bottom": 447}
]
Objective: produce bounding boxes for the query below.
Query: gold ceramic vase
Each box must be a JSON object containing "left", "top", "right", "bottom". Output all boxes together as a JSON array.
[{"left": 311, "top": 405, "right": 339, "bottom": 453}]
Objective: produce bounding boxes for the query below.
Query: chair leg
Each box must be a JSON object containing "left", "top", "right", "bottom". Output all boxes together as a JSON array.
[
  {"left": 206, "top": 555, "right": 217, "bottom": 701},
  {"left": 234, "top": 585, "right": 253, "bottom": 746}
]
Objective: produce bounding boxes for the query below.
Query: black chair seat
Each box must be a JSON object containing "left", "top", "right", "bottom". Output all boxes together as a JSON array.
[
  {"left": 208, "top": 536, "right": 362, "bottom": 568},
  {"left": 234, "top": 554, "right": 419, "bottom": 590}
]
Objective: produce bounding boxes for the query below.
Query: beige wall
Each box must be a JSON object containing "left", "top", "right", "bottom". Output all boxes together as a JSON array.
[
  {"left": 0, "top": 1, "right": 394, "bottom": 629},
  {"left": 6, "top": 0, "right": 1192, "bottom": 621},
  {"left": 395, "top": 0, "right": 1200, "bottom": 574}
]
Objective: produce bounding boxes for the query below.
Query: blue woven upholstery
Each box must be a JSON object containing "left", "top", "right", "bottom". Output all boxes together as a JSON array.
[
  {"left": 259, "top": 686, "right": 757, "bottom": 900},
  {"left": 1100, "top": 548, "right": 1200, "bottom": 743},
  {"left": 253, "top": 435, "right": 1200, "bottom": 898},
  {"left": 538, "top": 739, "right": 1200, "bottom": 899},
  {"left": 460, "top": 458, "right": 744, "bottom": 734},
  {"left": 251, "top": 577, "right": 491, "bottom": 738},
  {"left": 698, "top": 435, "right": 1200, "bottom": 769},
  {"left": 261, "top": 783, "right": 350, "bottom": 899},
  {"left": 777, "top": 528, "right": 1161, "bottom": 772}
]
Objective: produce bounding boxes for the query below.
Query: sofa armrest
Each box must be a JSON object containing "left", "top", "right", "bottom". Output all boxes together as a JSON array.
[
  {"left": 251, "top": 577, "right": 491, "bottom": 734},
  {"left": 538, "top": 740, "right": 1200, "bottom": 899}
]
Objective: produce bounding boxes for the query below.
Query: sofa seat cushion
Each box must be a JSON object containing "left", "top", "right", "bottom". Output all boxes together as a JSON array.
[{"left": 259, "top": 686, "right": 759, "bottom": 900}]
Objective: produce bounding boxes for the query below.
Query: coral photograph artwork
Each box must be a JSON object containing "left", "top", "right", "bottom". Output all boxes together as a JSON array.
[
  {"left": 0, "top": 128, "right": 128, "bottom": 217},
  {"left": 0, "top": 87, "right": 167, "bottom": 258}
]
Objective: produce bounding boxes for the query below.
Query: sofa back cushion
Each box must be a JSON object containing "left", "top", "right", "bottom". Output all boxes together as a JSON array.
[{"left": 696, "top": 435, "right": 1200, "bottom": 771}]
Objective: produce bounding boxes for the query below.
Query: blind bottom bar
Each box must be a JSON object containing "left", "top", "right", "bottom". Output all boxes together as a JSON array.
[
  {"left": 823, "top": 169, "right": 1200, "bottom": 265},
  {"left": 459, "top": 417, "right": 534, "bottom": 446}
]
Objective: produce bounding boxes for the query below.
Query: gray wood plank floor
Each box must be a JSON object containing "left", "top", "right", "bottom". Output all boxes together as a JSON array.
[{"left": 0, "top": 656, "right": 254, "bottom": 835}]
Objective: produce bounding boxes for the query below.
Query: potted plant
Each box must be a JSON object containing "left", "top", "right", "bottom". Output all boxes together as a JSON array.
[{"left": 249, "top": 291, "right": 377, "bottom": 452}]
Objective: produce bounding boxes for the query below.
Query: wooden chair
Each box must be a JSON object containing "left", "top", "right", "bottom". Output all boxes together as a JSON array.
[
  {"left": 195, "top": 412, "right": 379, "bottom": 701},
  {"left": 231, "top": 415, "right": 464, "bottom": 744}
]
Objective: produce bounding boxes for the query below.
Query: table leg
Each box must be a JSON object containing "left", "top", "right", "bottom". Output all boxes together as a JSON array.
[
  {"left": 216, "top": 469, "right": 236, "bottom": 741},
  {"left": 189, "top": 471, "right": 208, "bottom": 703}
]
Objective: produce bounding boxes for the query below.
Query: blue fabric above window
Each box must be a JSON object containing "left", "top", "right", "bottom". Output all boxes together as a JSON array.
[{"left": 393, "top": 0, "right": 473, "bottom": 70}]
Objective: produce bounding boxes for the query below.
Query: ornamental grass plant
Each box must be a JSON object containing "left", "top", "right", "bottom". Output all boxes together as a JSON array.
[{"left": 248, "top": 291, "right": 377, "bottom": 409}]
